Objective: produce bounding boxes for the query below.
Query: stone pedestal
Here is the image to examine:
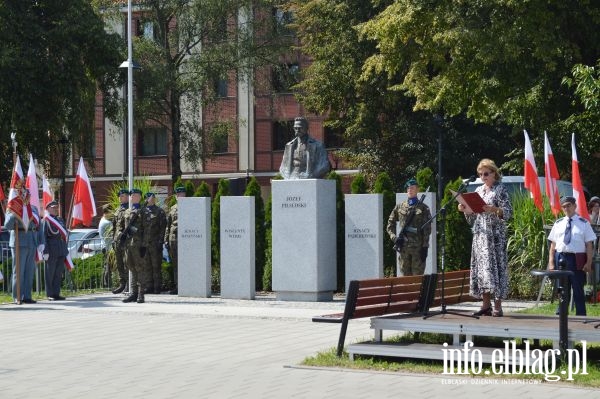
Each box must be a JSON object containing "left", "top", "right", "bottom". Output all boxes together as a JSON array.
[
  {"left": 272, "top": 179, "right": 336, "bottom": 301},
  {"left": 394, "top": 192, "right": 437, "bottom": 275},
  {"left": 220, "top": 196, "right": 255, "bottom": 299},
  {"left": 178, "top": 197, "right": 211, "bottom": 297},
  {"left": 345, "top": 194, "right": 383, "bottom": 291}
]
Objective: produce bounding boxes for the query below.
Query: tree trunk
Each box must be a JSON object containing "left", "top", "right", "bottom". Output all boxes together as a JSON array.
[{"left": 170, "top": 90, "right": 182, "bottom": 183}]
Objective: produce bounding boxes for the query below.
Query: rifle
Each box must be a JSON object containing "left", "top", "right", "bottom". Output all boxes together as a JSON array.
[
  {"left": 119, "top": 211, "right": 140, "bottom": 247},
  {"left": 393, "top": 186, "right": 430, "bottom": 253}
]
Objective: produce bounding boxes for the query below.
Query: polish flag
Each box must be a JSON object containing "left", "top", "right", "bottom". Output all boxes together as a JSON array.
[
  {"left": 64, "top": 254, "right": 75, "bottom": 271},
  {"left": 71, "top": 157, "right": 96, "bottom": 227},
  {"left": 544, "top": 132, "right": 561, "bottom": 216},
  {"left": 42, "top": 176, "right": 53, "bottom": 212},
  {"left": 7, "top": 155, "right": 29, "bottom": 230},
  {"left": 523, "top": 130, "right": 543, "bottom": 212},
  {"left": 572, "top": 133, "right": 590, "bottom": 220},
  {"left": 25, "top": 153, "right": 40, "bottom": 215}
]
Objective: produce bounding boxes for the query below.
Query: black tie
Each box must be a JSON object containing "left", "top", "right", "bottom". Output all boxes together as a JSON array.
[{"left": 564, "top": 218, "right": 572, "bottom": 245}]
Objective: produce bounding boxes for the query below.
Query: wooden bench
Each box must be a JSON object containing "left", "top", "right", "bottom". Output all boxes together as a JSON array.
[
  {"left": 312, "top": 274, "right": 436, "bottom": 356},
  {"left": 424, "top": 269, "right": 475, "bottom": 312},
  {"left": 313, "top": 269, "right": 474, "bottom": 357}
]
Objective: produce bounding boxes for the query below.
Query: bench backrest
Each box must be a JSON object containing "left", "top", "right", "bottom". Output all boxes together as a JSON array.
[
  {"left": 345, "top": 274, "right": 431, "bottom": 321},
  {"left": 426, "top": 269, "right": 475, "bottom": 308}
]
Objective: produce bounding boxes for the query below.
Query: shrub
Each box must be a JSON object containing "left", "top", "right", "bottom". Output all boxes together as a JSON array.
[
  {"left": 244, "top": 177, "right": 266, "bottom": 291},
  {"left": 327, "top": 170, "right": 345, "bottom": 291},
  {"left": 507, "top": 193, "right": 554, "bottom": 298},
  {"left": 372, "top": 172, "right": 396, "bottom": 276},
  {"left": 442, "top": 177, "right": 472, "bottom": 271},
  {"left": 350, "top": 173, "right": 368, "bottom": 194}
]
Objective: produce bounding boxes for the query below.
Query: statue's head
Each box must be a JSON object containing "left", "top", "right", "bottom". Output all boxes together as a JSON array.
[{"left": 293, "top": 117, "right": 308, "bottom": 138}]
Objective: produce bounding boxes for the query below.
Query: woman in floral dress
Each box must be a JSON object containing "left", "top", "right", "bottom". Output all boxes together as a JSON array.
[{"left": 458, "top": 159, "right": 512, "bottom": 317}]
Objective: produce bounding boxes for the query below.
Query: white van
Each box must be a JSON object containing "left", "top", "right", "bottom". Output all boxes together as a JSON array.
[{"left": 465, "top": 176, "right": 589, "bottom": 200}]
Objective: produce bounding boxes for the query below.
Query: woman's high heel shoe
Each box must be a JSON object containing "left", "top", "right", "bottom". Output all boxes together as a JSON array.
[{"left": 472, "top": 307, "right": 492, "bottom": 316}]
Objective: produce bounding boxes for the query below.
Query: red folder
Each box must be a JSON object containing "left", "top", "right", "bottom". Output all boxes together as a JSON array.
[{"left": 452, "top": 190, "right": 487, "bottom": 213}]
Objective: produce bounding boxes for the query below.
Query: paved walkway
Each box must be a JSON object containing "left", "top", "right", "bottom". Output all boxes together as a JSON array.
[{"left": 0, "top": 294, "right": 597, "bottom": 398}]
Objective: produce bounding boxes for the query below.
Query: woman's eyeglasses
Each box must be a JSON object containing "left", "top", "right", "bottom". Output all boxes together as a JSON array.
[{"left": 478, "top": 172, "right": 490, "bottom": 177}]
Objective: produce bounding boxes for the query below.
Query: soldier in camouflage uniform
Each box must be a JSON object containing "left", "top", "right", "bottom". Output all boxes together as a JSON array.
[
  {"left": 142, "top": 192, "right": 167, "bottom": 294},
  {"left": 386, "top": 178, "right": 432, "bottom": 276},
  {"left": 111, "top": 189, "right": 129, "bottom": 294},
  {"left": 164, "top": 186, "right": 186, "bottom": 295},
  {"left": 118, "top": 188, "right": 147, "bottom": 303}
]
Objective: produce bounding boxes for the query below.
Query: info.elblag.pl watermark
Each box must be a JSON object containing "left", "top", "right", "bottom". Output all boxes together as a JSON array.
[{"left": 441, "top": 340, "right": 588, "bottom": 382}]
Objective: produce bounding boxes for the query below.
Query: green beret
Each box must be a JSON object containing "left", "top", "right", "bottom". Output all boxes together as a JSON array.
[
  {"left": 130, "top": 188, "right": 142, "bottom": 195},
  {"left": 404, "top": 178, "right": 418, "bottom": 189}
]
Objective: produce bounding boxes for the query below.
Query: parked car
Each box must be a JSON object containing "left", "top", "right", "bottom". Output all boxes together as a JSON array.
[
  {"left": 68, "top": 229, "right": 101, "bottom": 260},
  {"left": 466, "top": 175, "right": 590, "bottom": 200}
]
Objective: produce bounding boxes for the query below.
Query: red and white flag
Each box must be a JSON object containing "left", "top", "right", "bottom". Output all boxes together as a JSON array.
[
  {"left": 544, "top": 132, "right": 561, "bottom": 216},
  {"left": 7, "top": 155, "right": 29, "bottom": 230},
  {"left": 25, "top": 153, "right": 40, "bottom": 216},
  {"left": 42, "top": 175, "right": 53, "bottom": 212},
  {"left": 64, "top": 254, "right": 75, "bottom": 272},
  {"left": 71, "top": 157, "right": 96, "bottom": 227},
  {"left": 572, "top": 133, "right": 590, "bottom": 220},
  {"left": 523, "top": 130, "right": 543, "bottom": 212}
]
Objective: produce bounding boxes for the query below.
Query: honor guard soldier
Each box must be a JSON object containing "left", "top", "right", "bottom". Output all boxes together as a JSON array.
[
  {"left": 164, "top": 186, "right": 186, "bottom": 294},
  {"left": 142, "top": 192, "right": 167, "bottom": 294},
  {"left": 111, "top": 188, "right": 129, "bottom": 294},
  {"left": 548, "top": 195, "right": 596, "bottom": 316},
  {"left": 386, "top": 178, "right": 432, "bottom": 276},
  {"left": 5, "top": 189, "right": 43, "bottom": 304},
  {"left": 42, "top": 201, "right": 68, "bottom": 300},
  {"left": 118, "top": 188, "right": 147, "bottom": 303}
]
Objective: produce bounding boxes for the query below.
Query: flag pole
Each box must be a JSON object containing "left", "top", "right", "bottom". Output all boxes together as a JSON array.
[{"left": 10, "top": 132, "right": 21, "bottom": 305}]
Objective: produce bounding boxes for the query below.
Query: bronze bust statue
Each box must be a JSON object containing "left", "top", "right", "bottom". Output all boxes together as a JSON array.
[{"left": 279, "top": 117, "right": 331, "bottom": 179}]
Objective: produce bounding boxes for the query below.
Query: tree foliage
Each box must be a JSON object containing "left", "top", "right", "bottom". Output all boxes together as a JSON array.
[
  {"left": 292, "top": 0, "right": 513, "bottom": 188},
  {"left": 0, "top": 0, "right": 122, "bottom": 179}
]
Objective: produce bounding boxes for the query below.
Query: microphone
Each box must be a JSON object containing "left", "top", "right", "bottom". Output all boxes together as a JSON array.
[{"left": 459, "top": 175, "right": 476, "bottom": 192}]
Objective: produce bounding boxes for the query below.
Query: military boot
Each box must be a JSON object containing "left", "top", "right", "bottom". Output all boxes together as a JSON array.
[
  {"left": 122, "top": 292, "right": 138, "bottom": 303},
  {"left": 112, "top": 283, "right": 126, "bottom": 294},
  {"left": 137, "top": 287, "right": 145, "bottom": 303}
]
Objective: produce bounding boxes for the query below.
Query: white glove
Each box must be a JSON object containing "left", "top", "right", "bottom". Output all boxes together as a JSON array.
[
  {"left": 43, "top": 254, "right": 50, "bottom": 261},
  {"left": 38, "top": 244, "right": 45, "bottom": 253}
]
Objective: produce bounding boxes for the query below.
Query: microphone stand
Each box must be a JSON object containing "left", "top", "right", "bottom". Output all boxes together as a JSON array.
[{"left": 422, "top": 179, "right": 479, "bottom": 320}]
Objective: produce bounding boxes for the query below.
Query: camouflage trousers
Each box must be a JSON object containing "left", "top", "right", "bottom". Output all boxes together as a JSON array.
[
  {"left": 146, "top": 242, "right": 162, "bottom": 292},
  {"left": 398, "top": 247, "right": 425, "bottom": 276},
  {"left": 168, "top": 239, "right": 178, "bottom": 288},
  {"left": 125, "top": 245, "right": 150, "bottom": 295},
  {"left": 114, "top": 245, "right": 127, "bottom": 285}
]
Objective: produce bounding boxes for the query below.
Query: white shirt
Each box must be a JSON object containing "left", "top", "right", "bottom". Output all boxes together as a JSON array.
[{"left": 548, "top": 214, "right": 596, "bottom": 253}]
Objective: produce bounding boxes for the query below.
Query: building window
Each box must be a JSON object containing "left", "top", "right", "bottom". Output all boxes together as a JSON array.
[
  {"left": 212, "top": 130, "right": 229, "bottom": 154},
  {"left": 139, "top": 127, "right": 167, "bottom": 156},
  {"left": 324, "top": 126, "right": 345, "bottom": 149},
  {"left": 273, "top": 7, "right": 294, "bottom": 36},
  {"left": 272, "top": 120, "right": 295, "bottom": 151},
  {"left": 272, "top": 63, "right": 300, "bottom": 93},
  {"left": 214, "top": 78, "right": 228, "bottom": 98}
]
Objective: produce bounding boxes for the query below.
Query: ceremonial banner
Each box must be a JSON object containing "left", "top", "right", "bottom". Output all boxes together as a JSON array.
[
  {"left": 523, "top": 130, "right": 543, "bottom": 212},
  {"left": 7, "top": 155, "right": 29, "bottom": 230},
  {"left": 572, "top": 134, "right": 590, "bottom": 221},
  {"left": 71, "top": 157, "right": 96, "bottom": 227},
  {"left": 42, "top": 175, "right": 53, "bottom": 211},
  {"left": 25, "top": 153, "right": 40, "bottom": 215},
  {"left": 544, "top": 132, "right": 561, "bottom": 216}
]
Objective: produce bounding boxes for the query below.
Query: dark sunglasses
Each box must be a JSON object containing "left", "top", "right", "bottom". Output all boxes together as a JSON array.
[{"left": 478, "top": 172, "right": 491, "bottom": 177}]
